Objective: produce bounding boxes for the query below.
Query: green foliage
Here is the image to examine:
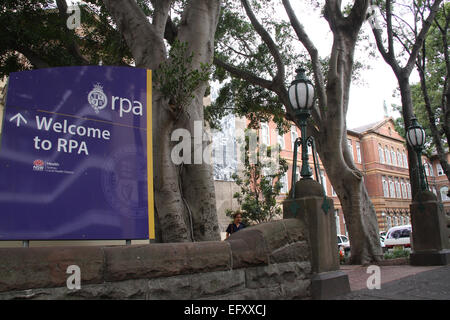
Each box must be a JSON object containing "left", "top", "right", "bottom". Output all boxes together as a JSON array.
[
  {"left": 208, "top": 0, "right": 304, "bottom": 131},
  {"left": 391, "top": 3, "right": 449, "bottom": 155},
  {"left": 226, "top": 128, "right": 288, "bottom": 225},
  {"left": 384, "top": 247, "right": 410, "bottom": 260},
  {"left": 0, "top": 1, "right": 132, "bottom": 77},
  {"left": 154, "top": 40, "right": 211, "bottom": 113}
]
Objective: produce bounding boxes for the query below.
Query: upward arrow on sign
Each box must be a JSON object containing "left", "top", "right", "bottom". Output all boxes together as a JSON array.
[{"left": 9, "top": 113, "right": 27, "bottom": 127}]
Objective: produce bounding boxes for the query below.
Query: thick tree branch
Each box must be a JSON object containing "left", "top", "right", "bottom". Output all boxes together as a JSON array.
[
  {"left": 15, "top": 46, "right": 50, "bottom": 69},
  {"left": 164, "top": 15, "right": 178, "bottom": 45},
  {"left": 404, "top": 0, "right": 443, "bottom": 75},
  {"left": 213, "top": 56, "right": 274, "bottom": 91},
  {"left": 150, "top": 0, "right": 173, "bottom": 37},
  {"left": 240, "top": 0, "right": 285, "bottom": 86},
  {"left": 102, "top": 0, "right": 166, "bottom": 68}
]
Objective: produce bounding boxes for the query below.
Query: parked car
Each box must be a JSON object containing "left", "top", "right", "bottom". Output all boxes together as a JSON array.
[
  {"left": 380, "top": 231, "right": 387, "bottom": 238},
  {"left": 380, "top": 235, "right": 386, "bottom": 251},
  {"left": 337, "top": 234, "right": 350, "bottom": 252},
  {"left": 384, "top": 225, "right": 411, "bottom": 249}
]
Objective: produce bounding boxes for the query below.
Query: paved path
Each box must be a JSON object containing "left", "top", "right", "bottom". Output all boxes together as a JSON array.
[{"left": 336, "top": 265, "right": 450, "bottom": 300}]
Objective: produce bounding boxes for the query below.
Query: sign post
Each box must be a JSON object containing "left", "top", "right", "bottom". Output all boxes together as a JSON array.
[{"left": 0, "top": 66, "right": 154, "bottom": 240}]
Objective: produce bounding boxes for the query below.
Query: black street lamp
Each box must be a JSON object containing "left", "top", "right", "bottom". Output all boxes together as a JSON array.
[
  {"left": 288, "top": 67, "right": 316, "bottom": 197},
  {"left": 406, "top": 116, "right": 428, "bottom": 192}
]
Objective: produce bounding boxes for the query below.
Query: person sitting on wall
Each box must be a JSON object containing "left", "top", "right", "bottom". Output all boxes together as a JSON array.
[{"left": 225, "top": 212, "right": 246, "bottom": 239}]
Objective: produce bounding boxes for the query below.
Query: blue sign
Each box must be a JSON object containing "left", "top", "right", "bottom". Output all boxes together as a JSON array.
[{"left": 0, "top": 66, "right": 154, "bottom": 240}]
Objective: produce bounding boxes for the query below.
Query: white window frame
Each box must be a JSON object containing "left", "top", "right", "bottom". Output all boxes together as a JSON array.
[
  {"left": 260, "top": 122, "right": 270, "bottom": 146},
  {"left": 407, "top": 181, "right": 412, "bottom": 199},
  {"left": 277, "top": 130, "right": 285, "bottom": 149},
  {"left": 397, "top": 150, "right": 403, "bottom": 167},
  {"left": 401, "top": 180, "right": 407, "bottom": 199},
  {"left": 335, "top": 210, "right": 341, "bottom": 235},
  {"left": 320, "top": 170, "right": 327, "bottom": 196},
  {"left": 389, "top": 177, "right": 396, "bottom": 198},
  {"left": 379, "top": 144, "right": 385, "bottom": 164},
  {"left": 385, "top": 146, "right": 391, "bottom": 164},
  {"left": 424, "top": 162, "right": 430, "bottom": 176},
  {"left": 437, "top": 163, "right": 444, "bottom": 176},
  {"left": 290, "top": 126, "right": 298, "bottom": 152},
  {"left": 382, "top": 176, "right": 389, "bottom": 198},
  {"left": 403, "top": 152, "right": 408, "bottom": 168},
  {"left": 347, "top": 139, "right": 354, "bottom": 161},
  {"left": 395, "top": 178, "right": 401, "bottom": 199},
  {"left": 356, "top": 142, "right": 361, "bottom": 163},
  {"left": 280, "top": 173, "right": 289, "bottom": 194},
  {"left": 391, "top": 148, "right": 397, "bottom": 166},
  {"left": 440, "top": 186, "right": 449, "bottom": 201}
]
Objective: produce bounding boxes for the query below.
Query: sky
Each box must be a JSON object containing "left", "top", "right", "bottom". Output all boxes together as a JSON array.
[{"left": 286, "top": 1, "right": 409, "bottom": 129}]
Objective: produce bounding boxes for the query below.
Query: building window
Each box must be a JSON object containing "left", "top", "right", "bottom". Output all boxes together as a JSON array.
[
  {"left": 389, "top": 177, "right": 396, "bottom": 198},
  {"left": 347, "top": 139, "right": 354, "bottom": 160},
  {"left": 403, "top": 151, "right": 408, "bottom": 168},
  {"left": 395, "top": 178, "right": 401, "bottom": 199},
  {"left": 335, "top": 210, "right": 341, "bottom": 235},
  {"left": 320, "top": 170, "right": 327, "bottom": 196},
  {"left": 401, "top": 180, "right": 407, "bottom": 199},
  {"left": 385, "top": 146, "right": 391, "bottom": 164},
  {"left": 405, "top": 216, "right": 409, "bottom": 225},
  {"left": 290, "top": 126, "right": 298, "bottom": 151},
  {"left": 382, "top": 176, "right": 389, "bottom": 198},
  {"left": 356, "top": 142, "right": 361, "bottom": 163},
  {"left": 391, "top": 148, "right": 397, "bottom": 166},
  {"left": 436, "top": 163, "right": 444, "bottom": 176},
  {"left": 432, "top": 187, "right": 437, "bottom": 196},
  {"left": 260, "top": 122, "right": 270, "bottom": 146},
  {"left": 277, "top": 130, "right": 285, "bottom": 149},
  {"left": 406, "top": 181, "right": 412, "bottom": 199},
  {"left": 440, "top": 186, "right": 449, "bottom": 201},
  {"left": 397, "top": 149, "right": 403, "bottom": 167},
  {"left": 386, "top": 215, "right": 392, "bottom": 230},
  {"left": 424, "top": 162, "right": 430, "bottom": 176},
  {"left": 378, "top": 144, "right": 385, "bottom": 164},
  {"left": 280, "top": 173, "right": 289, "bottom": 194},
  {"left": 331, "top": 185, "right": 337, "bottom": 197},
  {"left": 429, "top": 163, "right": 434, "bottom": 176}
]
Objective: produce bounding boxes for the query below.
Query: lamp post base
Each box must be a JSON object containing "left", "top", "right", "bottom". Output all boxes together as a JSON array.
[
  {"left": 410, "top": 250, "right": 450, "bottom": 266},
  {"left": 311, "top": 270, "right": 351, "bottom": 300}
]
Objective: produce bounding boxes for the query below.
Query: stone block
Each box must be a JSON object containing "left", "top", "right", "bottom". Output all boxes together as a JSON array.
[
  {"left": 0, "top": 246, "right": 104, "bottom": 292},
  {"left": 410, "top": 249, "right": 450, "bottom": 266},
  {"left": 269, "top": 241, "right": 310, "bottom": 264},
  {"left": 227, "top": 229, "right": 269, "bottom": 269},
  {"left": 282, "top": 219, "right": 307, "bottom": 243},
  {"left": 410, "top": 196, "right": 448, "bottom": 252},
  {"left": 103, "top": 241, "right": 231, "bottom": 282}
]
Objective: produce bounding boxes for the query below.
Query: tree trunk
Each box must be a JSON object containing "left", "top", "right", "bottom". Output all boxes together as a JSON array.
[
  {"left": 315, "top": 117, "right": 382, "bottom": 264},
  {"left": 103, "top": 0, "right": 222, "bottom": 242}
]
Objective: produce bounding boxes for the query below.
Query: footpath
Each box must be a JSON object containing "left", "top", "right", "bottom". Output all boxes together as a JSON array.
[{"left": 335, "top": 264, "right": 450, "bottom": 300}]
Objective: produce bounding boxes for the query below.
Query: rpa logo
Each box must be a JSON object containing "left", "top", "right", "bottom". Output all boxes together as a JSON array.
[
  {"left": 33, "top": 159, "right": 44, "bottom": 171},
  {"left": 88, "top": 83, "right": 144, "bottom": 118},
  {"left": 88, "top": 83, "right": 108, "bottom": 114}
]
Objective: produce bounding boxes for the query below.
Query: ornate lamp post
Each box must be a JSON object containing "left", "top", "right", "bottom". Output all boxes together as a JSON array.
[
  {"left": 288, "top": 67, "right": 315, "bottom": 198},
  {"left": 406, "top": 116, "right": 428, "bottom": 192}
]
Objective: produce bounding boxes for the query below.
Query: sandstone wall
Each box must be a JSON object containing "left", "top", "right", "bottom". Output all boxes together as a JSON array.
[{"left": 0, "top": 218, "right": 312, "bottom": 300}]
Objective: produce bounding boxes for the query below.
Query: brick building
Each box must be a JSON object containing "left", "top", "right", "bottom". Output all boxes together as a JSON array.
[{"left": 213, "top": 116, "right": 449, "bottom": 237}]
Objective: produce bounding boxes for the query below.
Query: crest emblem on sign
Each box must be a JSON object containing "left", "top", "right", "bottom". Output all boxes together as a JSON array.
[{"left": 88, "top": 83, "right": 108, "bottom": 114}]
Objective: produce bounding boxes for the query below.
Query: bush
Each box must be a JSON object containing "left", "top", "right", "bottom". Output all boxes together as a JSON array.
[{"left": 384, "top": 247, "right": 410, "bottom": 260}]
